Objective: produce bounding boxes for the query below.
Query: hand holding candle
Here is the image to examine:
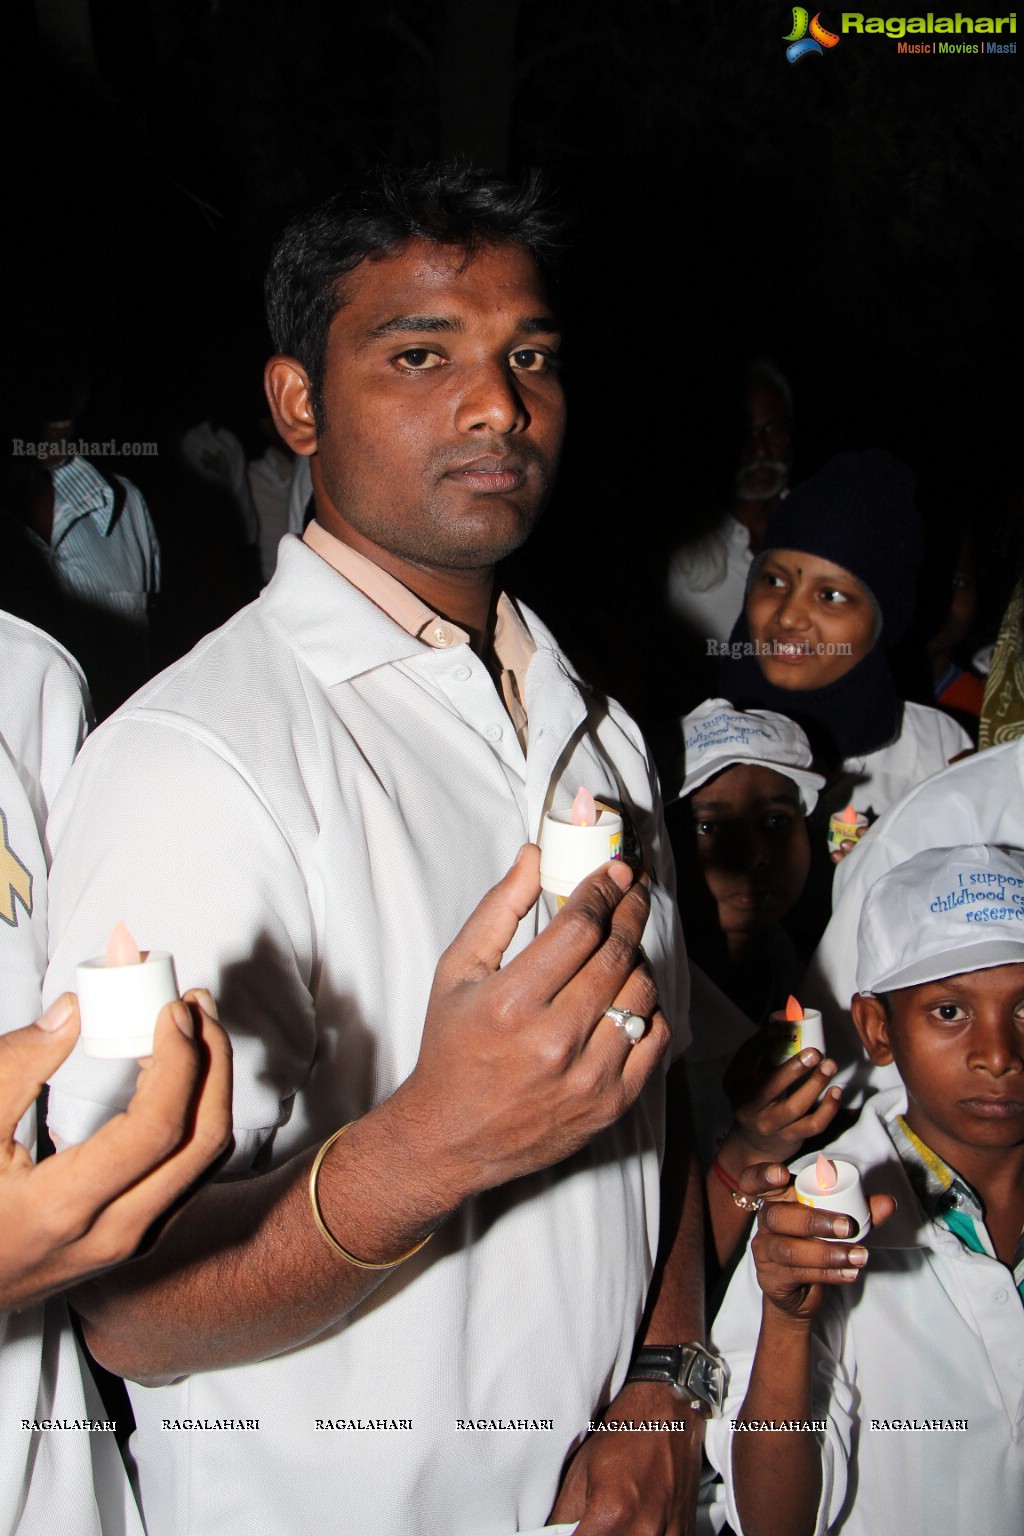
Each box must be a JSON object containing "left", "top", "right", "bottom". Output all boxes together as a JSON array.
[
  {"left": 539, "top": 787, "right": 624, "bottom": 903},
  {"left": 76, "top": 923, "right": 180, "bottom": 1058},
  {"left": 794, "top": 1153, "right": 871, "bottom": 1240},
  {"left": 827, "top": 802, "right": 868, "bottom": 855},
  {"left": 767, "top": 994, "right": 825, "bottom": 1066}
]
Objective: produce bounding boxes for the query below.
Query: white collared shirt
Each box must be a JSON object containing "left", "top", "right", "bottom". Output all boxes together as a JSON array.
[{"left": 45, "top": 536, "right": 688, "bottom": 1536}]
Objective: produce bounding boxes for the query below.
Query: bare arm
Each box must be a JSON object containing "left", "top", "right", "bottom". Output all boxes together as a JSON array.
[
  {"left": 731, "top": 1174, "right": 895, "bottom": 1536},
  {"left": 71, "top": 848, "right": 669, "bottom": 1384}
]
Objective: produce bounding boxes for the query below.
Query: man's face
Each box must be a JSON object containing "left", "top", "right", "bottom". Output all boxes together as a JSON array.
[
  {"left": 862, "top": 964, "right": 1024, "bottom": 1165},
  {"left": 309, "top": 239, "right": 564, "bottom": 575},
  {"left": 735, "top": 382, "right": 793, "bottom": 502}
]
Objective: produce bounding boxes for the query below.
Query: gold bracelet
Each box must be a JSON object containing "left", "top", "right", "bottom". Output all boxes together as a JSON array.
[{"left": 308, "top": 1123, "right": 434, "bottom": 1270}]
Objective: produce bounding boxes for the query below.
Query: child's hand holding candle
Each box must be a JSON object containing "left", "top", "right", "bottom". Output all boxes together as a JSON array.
[
  {"left": 794, "top": 1153, "right": 871, "bottom": 1240},
  {"left": 767, "top": 994, "right": 825, "bottom": 1066},
  {"left": 827, "top": 802, "right": 869, "bottom": 857},
  {"left": 75, "top": 922, "right": 180, "bottom": 1058},
  {"left": 539, "top": 787, "right": 624, "bottom": 904}
]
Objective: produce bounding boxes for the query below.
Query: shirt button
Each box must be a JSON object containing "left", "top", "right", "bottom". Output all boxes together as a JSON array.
[
  {"left": 432, "top": 624, "right": 454, "bottom": 647},
  {"left": 994, "top": 1288, "right": 1009, "bottom": 1303},
  {"left": 485, "top": 723, "right": 503, "bottom": 741},
  {"left": 452, "top": 664, "right": 472, "bottom": 681}
]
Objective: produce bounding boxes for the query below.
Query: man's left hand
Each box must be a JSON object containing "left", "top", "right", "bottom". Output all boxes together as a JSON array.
[{"left": 549, "top": 1380, "right": 703, "bottom": 1536}]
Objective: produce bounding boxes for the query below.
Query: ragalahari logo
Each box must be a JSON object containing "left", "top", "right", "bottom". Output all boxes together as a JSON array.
[{"left": 784, "top": 8, "right": 842, "bottom": 61}]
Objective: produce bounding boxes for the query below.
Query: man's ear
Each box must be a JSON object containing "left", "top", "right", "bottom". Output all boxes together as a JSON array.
[
  {"left": 851, "top": 992, "right": 895, "bottom": 1066},
  {"left": 264, "top": 356, "right": 317, "bottom": 456}
]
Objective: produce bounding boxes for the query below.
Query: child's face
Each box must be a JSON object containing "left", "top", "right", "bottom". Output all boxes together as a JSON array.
[
  {"left": 685, "top": 764, "right": 810, "bottom": 938},
  {"left": 855, "top": 963, "right": 1024, "bottom": 1163},
  {"left": 746, "top": 549, "right": 877, "bottom": 691}
]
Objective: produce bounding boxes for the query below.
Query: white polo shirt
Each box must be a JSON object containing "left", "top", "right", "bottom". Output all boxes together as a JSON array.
[
  {"left": 0, "top": 611, "right": 142, "bottom": 1536},
  {"left": 706, "top": 1087, "right": 1024, "bottom": 1536},
  {"left": 45, "top": 536, "right": 688, "bottom": 1536}
]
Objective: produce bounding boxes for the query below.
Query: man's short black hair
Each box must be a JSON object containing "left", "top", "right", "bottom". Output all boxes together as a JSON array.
[{"left": 264, "top": 162, "right": 567, "bottom": 431}]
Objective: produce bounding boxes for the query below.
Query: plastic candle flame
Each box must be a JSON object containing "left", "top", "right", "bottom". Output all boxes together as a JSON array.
[
  {"left": 840, "top": 803, "right": 858, "bottom": 822},
  {"left": 815, "top": 1154, "right": 839, "bottom": 1192},
  {"left": 106, "top": 921, "right": 142, "bottom": 967},
  {"left": 571, "top": 787, "right": 597, "bottom": 827},
  {"left": 785, "top": 995, "right": 804, "bottom": 1023}
]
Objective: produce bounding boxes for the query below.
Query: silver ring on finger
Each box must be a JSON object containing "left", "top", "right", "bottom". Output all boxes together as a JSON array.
[{"left": 604, "top": 1006, "right": 647, "bottom": 1045}]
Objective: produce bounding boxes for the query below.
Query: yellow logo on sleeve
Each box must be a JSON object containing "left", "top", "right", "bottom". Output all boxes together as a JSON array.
[{"left": 0, "top": 808, "right": 33, "bottom": 926}]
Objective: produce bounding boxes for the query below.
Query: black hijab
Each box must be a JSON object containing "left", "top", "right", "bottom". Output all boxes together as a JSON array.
[{"left": 720, "top": 449, "right": 922, "bottom": 764}]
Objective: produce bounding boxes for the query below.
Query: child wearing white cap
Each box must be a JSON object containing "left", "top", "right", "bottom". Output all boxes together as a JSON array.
[
  {"left": 704, "top": 843, "right": 1024, "bottom": 1536},
  {"left": 666, "top": 699, "right": 843, "bottom": 1273}
]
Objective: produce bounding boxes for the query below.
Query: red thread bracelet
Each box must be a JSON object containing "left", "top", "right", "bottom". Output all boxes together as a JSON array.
[{"left": 711, "top": 1155, "right": 743, "bottom": 1194}]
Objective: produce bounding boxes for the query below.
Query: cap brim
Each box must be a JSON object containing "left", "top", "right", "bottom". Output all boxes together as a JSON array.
[
  {"left": 679, "top": 756, "right": 825, "bottom": 817},
  {"left": 863, "top": 938, "right": 1024, "bottom": 994}
]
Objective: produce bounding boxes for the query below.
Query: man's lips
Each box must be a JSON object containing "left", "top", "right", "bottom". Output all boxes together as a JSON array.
[{"left": 444, "top": 455, "right": 525, "bottom": 493}]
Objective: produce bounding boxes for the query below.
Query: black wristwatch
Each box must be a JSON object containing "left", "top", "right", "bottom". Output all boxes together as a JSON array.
[{"left": 626, "top": 1343, "right": 725, "bottom": 1418}]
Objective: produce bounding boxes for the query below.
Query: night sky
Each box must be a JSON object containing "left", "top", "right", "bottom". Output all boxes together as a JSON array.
[{"left": 5, "top": 0, "right": 1021, "bottom": 714}]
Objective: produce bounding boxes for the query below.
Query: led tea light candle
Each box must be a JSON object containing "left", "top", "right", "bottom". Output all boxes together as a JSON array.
[
  {"left": 794, "top": 1153, "right": 871, "bottom": 1241},
  {"left": 76, "top": 921, "right": 179, "bottom": 1059},
  {"left": 827, "top": 802, "right": 869, "bottom": 855},
  {"left": 539, "top": 787, "right": 624, "bottom": 905},
  {"left": 768, "top": 994, "right": 825, "bottom": 1066}
]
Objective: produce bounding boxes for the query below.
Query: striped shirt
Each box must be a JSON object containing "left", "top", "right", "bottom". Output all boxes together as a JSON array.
[
  {"left": 889, "top": 1113, "right": 1024, "bottom": 1304},
  {"left": 39, "top": 456, "right": 160, "bottom": 622}
]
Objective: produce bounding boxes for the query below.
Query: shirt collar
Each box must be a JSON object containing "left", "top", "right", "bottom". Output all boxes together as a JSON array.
[
  {"left": 301, "top": 519, "right": 537, "bottom": 747},
  {"left": 51, "top": 458, "right": 116, "bottom": 538}
]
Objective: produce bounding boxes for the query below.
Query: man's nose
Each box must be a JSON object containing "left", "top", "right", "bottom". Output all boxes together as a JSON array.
[
  {"left": 453, "top": 361, "right": 528, "bottom": 434},
  {"left": 971, "top": 1015, "right": 1024, "bottom": 1076}
]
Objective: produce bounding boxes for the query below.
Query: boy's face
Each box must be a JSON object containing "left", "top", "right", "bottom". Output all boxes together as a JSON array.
[
  {"left": 684, "top": 764, "right": 810, "bottom": 938},
  {"left": 853, "top": 963, "right": 1024, "bottom": 1165}
]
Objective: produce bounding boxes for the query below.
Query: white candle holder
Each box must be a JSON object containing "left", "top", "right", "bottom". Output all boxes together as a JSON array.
[
  {"left": 539, "top": 807, "right": 624, "bottom": 901},
  {"left": 76, "top": 950, "right": 179, "bottom": 1058},
  {"left": 827, "top": 809, "right": 868, "bottom": 854},
  {"left": 767, "top": 1006, "right": 825, "bottom": 1066},
  {"left": 794, "top": 1157, "right": 871, "bottom": 1241}
]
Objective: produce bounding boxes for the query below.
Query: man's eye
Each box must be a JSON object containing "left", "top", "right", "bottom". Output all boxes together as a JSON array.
[
  {"left": 694, "top": 819, "right": 717, "bottom": 837},
  {"left": 510, "top": 348, "right": 559, "bottom": 374},
  {"left": 820, "top": 588, "right": 850, "bottom": 604},
  {"left": 393, "top": 349, "right": 445, "bottom": 371},
  {"left": 930, "top": 1003, "right": 967, "bottom": 1022}
]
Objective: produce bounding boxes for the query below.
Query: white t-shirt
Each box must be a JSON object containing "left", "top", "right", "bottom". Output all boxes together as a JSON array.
[
  {"left": 827, "top": 700, "right": 972, "bottom": 826},
  {"left": 44, "top": 538, "right": 689, "bottom": 1536},
  {"left": 705, "top": 1087, "right": 1024, "bottom": 1536},
  {"left": 0, "top": 611, "right": 142, "bottom": 1536}
]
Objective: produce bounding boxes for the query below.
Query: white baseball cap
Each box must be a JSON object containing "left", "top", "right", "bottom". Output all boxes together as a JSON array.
[
  {"left": 856, "top": 843, "right": 1024, "bottom": 994},
  {"left": 672, "top": 698, "right": 825, "bottom": 815}
]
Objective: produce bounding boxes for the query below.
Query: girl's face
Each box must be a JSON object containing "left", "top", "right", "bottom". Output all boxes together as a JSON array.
[{"left": 746, "top": 549, "right": 877, "bottom": 691}]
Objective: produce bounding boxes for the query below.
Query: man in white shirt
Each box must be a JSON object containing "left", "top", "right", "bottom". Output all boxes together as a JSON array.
[{"left": 45, "top": 165, "right": 707, "bottom": 1536}]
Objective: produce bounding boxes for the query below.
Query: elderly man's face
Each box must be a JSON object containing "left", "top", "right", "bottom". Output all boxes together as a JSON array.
[{"left": 309, "top": 239, "right": 565, "bottom": 574}]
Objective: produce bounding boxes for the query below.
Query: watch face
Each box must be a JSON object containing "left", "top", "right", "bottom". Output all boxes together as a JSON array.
[{"left": 685, "top": 1348, "right": 725, "bottom": 1413}]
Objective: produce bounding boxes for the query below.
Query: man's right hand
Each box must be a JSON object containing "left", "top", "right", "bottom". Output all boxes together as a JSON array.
[{"left": 396, "top": 843, "right": 669, "bottom": 1204}]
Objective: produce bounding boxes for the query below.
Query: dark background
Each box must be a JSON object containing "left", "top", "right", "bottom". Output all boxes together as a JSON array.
[{"left": 5, "top": 0, "right": 1021, "bottom": 722}]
